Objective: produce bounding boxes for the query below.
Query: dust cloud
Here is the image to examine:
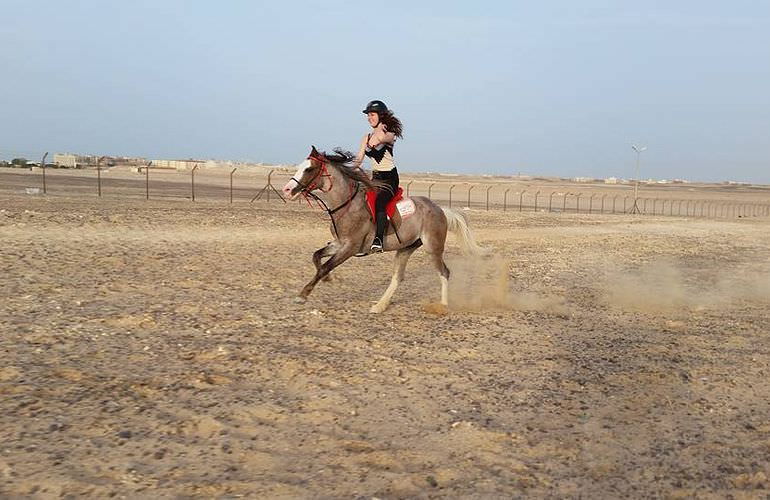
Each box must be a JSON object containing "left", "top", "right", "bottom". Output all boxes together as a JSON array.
[
  {"left": 446, "top": 255, "right": 568, "bottom": 314},
  {"left": 599, "top": 259, "right": 770, "bottom": 313}
]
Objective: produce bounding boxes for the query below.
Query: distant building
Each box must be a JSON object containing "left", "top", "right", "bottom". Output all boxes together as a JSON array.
[
  {"left": 98, "top": 156, "right": 146, "bottom": 167},
  {"left": 53, "top": 153, "right": 99, "bottom": 168},
  {"left": 604, "top": 177, "right": 619, "bottom": 184},
  {"left": 53, "top": 153, "right": 77, "bottom": 168},
  {"left": 151, "top": 159, "right": 204, "bottom": 170}
]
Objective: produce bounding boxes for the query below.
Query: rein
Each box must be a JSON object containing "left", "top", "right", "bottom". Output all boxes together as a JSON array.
[{"left": 292, "top": 155, "right": 361, "bottom": 238}]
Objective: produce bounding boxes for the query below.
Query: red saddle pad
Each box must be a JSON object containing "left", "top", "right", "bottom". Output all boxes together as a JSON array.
[{"left": 365, "top": 187, "right": 404, "bottom": 219}]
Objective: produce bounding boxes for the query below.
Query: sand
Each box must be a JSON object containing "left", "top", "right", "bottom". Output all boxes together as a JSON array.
[{"left": 1, "top": 176, "right": 769, "bottom": 497}]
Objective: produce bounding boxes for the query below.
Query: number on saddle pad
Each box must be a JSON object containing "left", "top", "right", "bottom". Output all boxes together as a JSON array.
[{"left": 395, "top": 199, "right": 416, "bottom": 219}]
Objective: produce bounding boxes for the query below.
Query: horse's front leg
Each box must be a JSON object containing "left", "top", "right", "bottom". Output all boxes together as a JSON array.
[
  {"left": 296, "top": 241, "right": 355, "bottom": 302},
  {"left": 313, "top": 241, "right": 339, "bottom": 282}
]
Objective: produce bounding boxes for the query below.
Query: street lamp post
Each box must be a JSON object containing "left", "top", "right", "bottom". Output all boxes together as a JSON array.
[{"left": 630, "top": 144, "right": 646, "bottom": 214}]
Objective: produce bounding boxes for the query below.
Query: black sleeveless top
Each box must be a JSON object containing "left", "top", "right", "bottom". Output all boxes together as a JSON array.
[{"left": 365, "top": 133, "right": 396, "bottom": 171}]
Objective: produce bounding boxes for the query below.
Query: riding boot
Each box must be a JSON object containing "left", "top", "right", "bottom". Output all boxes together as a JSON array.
[{"left": 371, "top": 211, "right": 386, "bottom": 252}]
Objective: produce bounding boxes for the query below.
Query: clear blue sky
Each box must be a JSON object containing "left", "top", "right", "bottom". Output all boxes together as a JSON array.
[{"left": 2, "top": 1, "right": 769, "bottom": 183}]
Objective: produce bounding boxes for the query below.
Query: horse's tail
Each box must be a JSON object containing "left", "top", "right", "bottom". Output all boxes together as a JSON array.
[{"left": 442, "top": 208, "right": 487, "bottom": 256}]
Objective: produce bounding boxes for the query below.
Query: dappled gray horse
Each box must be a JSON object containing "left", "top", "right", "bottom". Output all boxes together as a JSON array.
[{"left": 282, "top": 147, "right": 484, "bottom": 313}]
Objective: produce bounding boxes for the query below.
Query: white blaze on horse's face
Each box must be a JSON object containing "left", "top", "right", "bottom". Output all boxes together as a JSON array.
[{"left": 282, "top": 159, "right": 311, "bottom": 200}]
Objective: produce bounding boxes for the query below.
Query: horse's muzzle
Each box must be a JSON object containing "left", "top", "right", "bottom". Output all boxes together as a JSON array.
[{"left": 282, "top": 180, "right": 301, "bottom": 200}]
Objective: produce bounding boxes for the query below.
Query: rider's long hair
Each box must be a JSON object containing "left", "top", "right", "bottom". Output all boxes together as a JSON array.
[{"left": 378, "top": 110, "right": 403, "bottom": 139}]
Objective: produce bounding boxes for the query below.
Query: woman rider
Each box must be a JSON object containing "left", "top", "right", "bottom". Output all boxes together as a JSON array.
[{"left": 354, "top": 100, "right": 403, "bottom": 252}]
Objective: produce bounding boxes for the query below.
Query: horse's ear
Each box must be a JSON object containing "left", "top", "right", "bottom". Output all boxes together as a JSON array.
[{"left": 309, "top": 145, "right": 319, "bottom": 158}]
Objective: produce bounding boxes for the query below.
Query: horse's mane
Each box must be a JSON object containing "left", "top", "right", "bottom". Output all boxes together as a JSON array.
[{"left": 322, "top": 148, "right": 392, "bottom": 193}]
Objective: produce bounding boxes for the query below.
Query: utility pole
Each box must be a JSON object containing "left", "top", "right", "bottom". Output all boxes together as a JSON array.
[{"left": 629, "top": 145, "right": 646, "bottom": 214}]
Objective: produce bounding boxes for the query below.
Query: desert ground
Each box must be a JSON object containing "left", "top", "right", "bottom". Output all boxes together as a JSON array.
[{"left": 1, "top": 168, "right": 769, "bottom": 498}]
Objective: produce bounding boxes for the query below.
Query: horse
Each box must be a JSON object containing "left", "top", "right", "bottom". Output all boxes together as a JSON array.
[{"left": 282, "top": 146, "right": 484, "bottom": 313}]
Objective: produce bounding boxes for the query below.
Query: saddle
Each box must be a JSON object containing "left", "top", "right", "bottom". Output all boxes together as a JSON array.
[{"left": 365, "top": 187, "right": 404, "bottom": 220}]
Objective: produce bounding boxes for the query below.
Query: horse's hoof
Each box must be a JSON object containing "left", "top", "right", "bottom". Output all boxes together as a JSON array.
[{"left": 294, "top": 296, "right": 307, "bottom": 304}]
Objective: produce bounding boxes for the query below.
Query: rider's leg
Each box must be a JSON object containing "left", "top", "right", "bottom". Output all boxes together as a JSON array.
[{"left": 372, "top": 169, "right": 399, "bottom": 251}]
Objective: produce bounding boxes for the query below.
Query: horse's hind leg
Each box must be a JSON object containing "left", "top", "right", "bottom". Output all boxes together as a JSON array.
[
  {"left": 430, "top": 252, "right": 451, "bottom": 306},
  {"left": 370, "top": 241, "right": 421, "bottom": 313},
  {"left": 424, "top": 229, "right": 451, "bottom": 306}
]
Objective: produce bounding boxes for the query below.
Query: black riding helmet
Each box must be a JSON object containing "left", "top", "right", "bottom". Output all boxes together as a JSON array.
[{"left": 363, "top": 100, "right": 388, "bottom": 114}]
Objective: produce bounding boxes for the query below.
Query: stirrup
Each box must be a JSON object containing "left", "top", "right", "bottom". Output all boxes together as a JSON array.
[{"left": 370, "top": 238, "right": 384, "bottom": 253}]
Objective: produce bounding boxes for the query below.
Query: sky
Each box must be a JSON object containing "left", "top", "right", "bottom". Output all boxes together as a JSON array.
[{"left": 2, "top": 0, "right": 769, "bottom": 183}]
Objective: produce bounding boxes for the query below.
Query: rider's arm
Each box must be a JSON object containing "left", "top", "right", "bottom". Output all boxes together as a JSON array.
[
  {"left": 353, "top": 135, "right": 367, "bottom": 167},
  {"left": 367, "top": 124, "right": 395, "bottom": 147}
]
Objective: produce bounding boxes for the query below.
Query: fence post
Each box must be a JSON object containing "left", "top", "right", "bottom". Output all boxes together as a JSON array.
[
  {"left": 642, "top": 198, "right": 648, "bottom": 214},
  {"left": 589, "top": 194, "right": 596, "bottom": 214},
  {"left": 534, "top": 190, "right": 540, "bottom": 212},
  {"left": 427, "top": 182, "right": 435, "bottom": 200},
  {"left": 519, "top": 190, "right": 526, "bottom": 212},
  {"left": 486, "top": 185, "right": 493, "bottom": 211},
  {"left": 575, "top": 193, "right": 582, "bottom": 213},
  {"left": 549, "top": 191, "right": 556, "bottom": 212},
  {"left": 600, "top": 194, "right": 606, "bottom": 214},
  {"left": 41, "top": 152, "right": 48, "bottom": 194},
  {"left": 406, "top": 180, "right": 413, "bottom": 197},
  {"left": 449, "top": 184, "right": 456, "bottom": 208},
  {"left": 230, "top": 168, "right": 237, "bottom": 203},
  {"left": 191, "top": 164, "right": 199, "bottom": 201},
  {"left": 145, "top": 162, "right": 151, "bottom": 200},
  {"left": 612, "top": 195, "right": 618, "bottom": 214},
  {"left": 503, "top": 188, "right": 511, "bottom": 212},
  {"left": 467, "top": 184, "right": 475, "bottom": 208},
  {"left": 563, "top": 192, "right": 569, "bottom": 213},
  {"left": 623, "top": 196, "right": 628, "bottom": 213},
  {"left": 251, "top": 169, "right": 286, "bottom": 203},
  {"left": 97, "top": 165, "right": 102, "bottom": 197}
]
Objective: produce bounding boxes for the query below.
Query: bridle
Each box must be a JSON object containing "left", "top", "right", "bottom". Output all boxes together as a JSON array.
[{"left": 291, "top": 153, "right": 361, "bottom": 238}]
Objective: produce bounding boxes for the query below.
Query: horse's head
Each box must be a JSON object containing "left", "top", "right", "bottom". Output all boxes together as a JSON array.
[{"left": 282, "top": 146, "right": 331, "bottom": 200}]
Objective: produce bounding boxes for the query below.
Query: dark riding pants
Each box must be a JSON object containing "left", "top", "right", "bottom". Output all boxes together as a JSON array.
[{"left": 373, "top": 168, "right": 399, "bottom": 241}]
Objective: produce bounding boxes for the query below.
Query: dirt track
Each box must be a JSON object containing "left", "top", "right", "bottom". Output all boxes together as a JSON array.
[{"left": 1, "top": 192, "right": 769, "bottom": 498}]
